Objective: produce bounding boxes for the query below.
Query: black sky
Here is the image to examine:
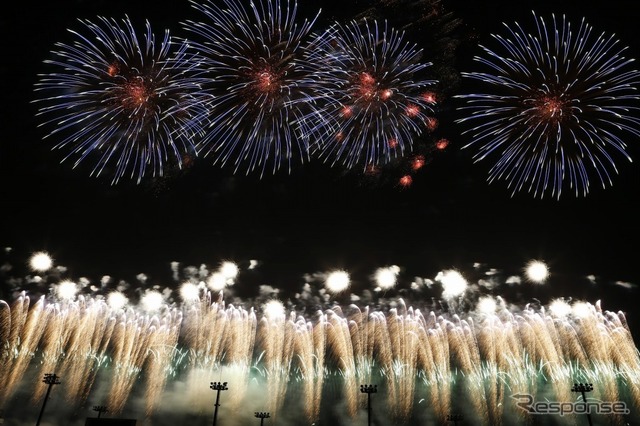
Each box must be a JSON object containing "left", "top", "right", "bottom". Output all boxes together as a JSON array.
[{"left": 1, "top": 0, "right": 639, "bottom": 321}]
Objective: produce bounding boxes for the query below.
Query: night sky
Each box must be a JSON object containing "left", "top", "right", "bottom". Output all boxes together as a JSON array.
[
  {"left": 1, "top": 0, "right": 639, "bottom": 323},
  {"left": 2, "top": 1, "right": 640, "bottom": 425}
]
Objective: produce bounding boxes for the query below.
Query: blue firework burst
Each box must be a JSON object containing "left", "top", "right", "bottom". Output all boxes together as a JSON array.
[
  {"left": 180, "top": 0, "right": 321, "bottom": 176},
  {"left": 456, "top": 11, "right": 640, "bottom": 199},
  {"left": 33, "top": 16, "right": 207, "bottom": 184},
  {"left": 301, "top": 20, "right": 438, "bottom": 170}
]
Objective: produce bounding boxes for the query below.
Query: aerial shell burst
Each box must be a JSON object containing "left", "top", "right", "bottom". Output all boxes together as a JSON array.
[
  {"left": 33, "top": 16, "right": 208, "bottom": 184},
  {"left": 180, "top": 0, "right": 322, "bottom": 176},
  {"left": 456, "top": 11, "right": 640, "bottom": 199},
  {"left": 301, "top": 19, "right": 438, "bottom": 171}
]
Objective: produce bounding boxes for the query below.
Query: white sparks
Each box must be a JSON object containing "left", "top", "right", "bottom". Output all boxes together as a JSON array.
[
  {"left": 207, "top": 272, "right": 227, "bottom": 291},
  {"left": 218, "top": 261, "right": 239, "bottom": 284},
  {"left": 476, "top": 296, "right": 497, "bottom": 314},
  {"left": 525, "top": 260, "right": 549, "bottom": 283},
  {"left": 29, "top": 251, "right": 53, "bottom": 272},
  {"left": 436, "top": 269, "right": 468, "bottom": 299},
  {"left": 140, "top": 290, "right": 164, "bottom": 312},
  {"left": 107, "top": 291, "right": 129, "bottom": 310},
  {"left": 549, "top": 299, "right": 572, "bottom": 318},
  {"left": 180, "top": 282, "right": 201, "bottom": 303},
  {"left": 55, "top": 280, "right": 78, "bottom": 300},
  {"left": 263, "top": 299, "right": 285, "bottom": 321},
  {"left": 325, "top": 270, "right": 350, "bottom": 294},
  {"left": 374, "top": 265, "right": 400, "bottom": 290}
]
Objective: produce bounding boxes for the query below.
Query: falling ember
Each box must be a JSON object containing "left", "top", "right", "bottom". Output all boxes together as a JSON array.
[
  {"left": 436, "top": 138, "right": 449, "bottom": 150},
  {"left": 405, "top": 104, "right": 420, "bottom": 118},
  {"left": 425, "top": 117, "right": 439, "bottom": 131},
  {"left": 107, "top": 62, "right": 120, "bottom": 78},
  {"left": 422, "top": 91, "right": 437, "bottom": 103},
  {"left": 399, "top": 174, "right": 413, "bottom": 187},
  {"left": 360, "top": 72, "right": 376, "bottom": 85},
  {"left": 388, "top": 138, "right": 399, "bottom": 149},
  {"left": 411, "top": 155, "right": 426, "bottom": 171},
  {"left": 340, "top": 106, "right": 353, "bottom": 118},
  {"left": 365, "top": 163, "right": 380, "bottom": 175}
]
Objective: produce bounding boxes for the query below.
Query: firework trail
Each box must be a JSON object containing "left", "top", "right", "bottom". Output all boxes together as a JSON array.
[
  {"left": 301, "top": 0, "right": 461, "bottom": 189},
  {"left": 1, "top": 257, "right": 639, "bottom": 425},
  {"left": 33, "top": 16, "right": 207, "bottom": 184},
  {"left": 456, "top": 11, "right": 640, "bottom": 199},
  {"left": 180, "top": 0, "right": 322, "bottom": 177},
  {"left": 301, "top": 19, "right": 438, "bottom": 171}
]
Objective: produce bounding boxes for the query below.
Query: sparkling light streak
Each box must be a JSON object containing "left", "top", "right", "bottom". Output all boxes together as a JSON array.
[
  {"left": 33, "top": 16, "right": 206, "bottom": 184},
  {"left": 302, "top": 19, "right": 438, "bottom": 170},
  {"left": 456, "top": 11, "right": 640, "bottom": 199},
  {"left": 180, "top": 0, "right": 322, "bottom": 176},
  {"left": 1, "top": 255, "right": 638, "bottom": 425}
]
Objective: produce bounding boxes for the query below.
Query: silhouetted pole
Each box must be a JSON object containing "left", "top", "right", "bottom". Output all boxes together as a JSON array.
[
  {"left": 360, "top": 384, "right": 377, "bottom": 426},
  {"left": 210, "top": 381, "right": 228, "bottom": 426},
  {"left": 447, "top": 414, "right": 463, "bottom": 425},
  {"left": 254, "top": 411, "right": 270, "bottom": 426},
  {"left": 93, "top": 406, "right": 108, "bottom": 418},
  {"left": 572, "top": 383, "right": 594, "bottom": 426},
  {"left": 36, "top": 373, "right": 61, "bottom": 426}
]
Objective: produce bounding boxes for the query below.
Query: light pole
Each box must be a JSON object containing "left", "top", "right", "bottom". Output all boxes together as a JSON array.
[
  {"left": 93, "top": 406, "right": 108, "bottom": 418},
  {"left": 254, "top": 411, "right": 270, "bottom": 426},
  {"left": 210, "top": 381, "right": 228, "bottom": 426},
  {"left": 572, "top": 382, "right": 594, "bottom": 426},
  {"left": 360, "top": 384, "right": 377, "bottom": 426},
  {"left": 447, "top": 414, "right": 463, "bottom": 425},
  {"left": 36, "top": 373, "right": 61, "bottom": 426}
]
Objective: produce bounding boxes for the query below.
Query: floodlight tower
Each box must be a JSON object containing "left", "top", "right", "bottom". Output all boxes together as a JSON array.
[
  {"left": 36, "top": 373, "right": 61, "bottom": 426},
  {"left": 360, "top": 384, "right": 378, "bottom": 426},
  {"left": 254, "top": 411, "right": 270, "bottom": 426},
  {"left": 572, "top": 382, "right": 594, "bottom": 426},
  {"left": 210, "top": 381, "right": 229, "bottom": 426}
]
